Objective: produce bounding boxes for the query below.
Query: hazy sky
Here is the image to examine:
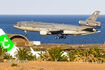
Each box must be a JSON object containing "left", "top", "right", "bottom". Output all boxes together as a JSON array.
[{"left": 0, "top": 0, "right": 105, "bottom": 15}]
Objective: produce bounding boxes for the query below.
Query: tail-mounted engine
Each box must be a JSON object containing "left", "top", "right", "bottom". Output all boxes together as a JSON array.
[{"left": 79, "top": 20, "right": 101, "bottom": 27}]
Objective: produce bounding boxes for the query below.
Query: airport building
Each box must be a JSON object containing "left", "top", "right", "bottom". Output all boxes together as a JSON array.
[
  {"left": 7, "top": 34, "right": 30, "bottom": 46},
  {"left": 30, "top": 41, "right": 41, "bottom": 46}
]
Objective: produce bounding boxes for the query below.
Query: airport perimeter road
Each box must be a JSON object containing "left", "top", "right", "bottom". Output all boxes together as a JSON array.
[{"left": 0, "top": 61, "right": 105, "bottom": 70}]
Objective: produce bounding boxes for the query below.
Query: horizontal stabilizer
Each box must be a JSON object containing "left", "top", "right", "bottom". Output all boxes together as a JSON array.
[{"left": 81, "top": 31, "right": 101, "bottom": 35}]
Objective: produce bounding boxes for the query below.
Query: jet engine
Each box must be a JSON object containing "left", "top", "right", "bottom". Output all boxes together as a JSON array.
[
  {"left": 40, "top": 31, "right": 48, "bottom": 35},
  {"left": 79, "top": 20, "right": 101, "bottom": 27}
]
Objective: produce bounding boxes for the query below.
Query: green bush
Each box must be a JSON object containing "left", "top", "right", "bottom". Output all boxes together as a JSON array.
[
  {"left": 15, "top": 48, "right": 37, "bottom": 60},
  {"left": 11, "top": 63, "right": 18, "bottom": 67},
  {"left": 4, "top": 54, "right": 12, "bottom": 59},
  {"left": 38, "top": 46, "right": 68, "bottom": 61}
]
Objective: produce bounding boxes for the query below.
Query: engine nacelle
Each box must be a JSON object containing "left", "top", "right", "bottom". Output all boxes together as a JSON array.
[
  {"left": 79, "top": 20, "right": 101, "bottom": 27},
  {"left": 40, "top": 30, "right": 48, "bottom": 35}
]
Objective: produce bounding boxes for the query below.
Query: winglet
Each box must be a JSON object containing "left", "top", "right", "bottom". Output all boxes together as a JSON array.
[{"left": 30, "top": 47, "right": 35, "bottom": 52}]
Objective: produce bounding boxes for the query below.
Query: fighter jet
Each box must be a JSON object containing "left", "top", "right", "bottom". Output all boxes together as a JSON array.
[{"left": 14, "top": 11, "right": 101, "bottom": 39}]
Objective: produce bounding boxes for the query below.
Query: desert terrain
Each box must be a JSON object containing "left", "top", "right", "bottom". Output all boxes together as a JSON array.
[
  {"left": 0, "top": 61, "right": 105, "bottom": 70},
  {"left": 1, "top": 43, "right": 105, "bottom": 70},
  {"left": 29, "top": 43, "right": 105, "bottom": 51}
]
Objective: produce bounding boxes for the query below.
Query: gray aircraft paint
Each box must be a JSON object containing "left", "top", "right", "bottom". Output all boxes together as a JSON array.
[{"left": 14, "top": 11, "right": 101, "bottom": 39}]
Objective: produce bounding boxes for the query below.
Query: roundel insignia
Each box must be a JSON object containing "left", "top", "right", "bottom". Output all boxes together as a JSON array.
[
  {"left": 86, "top": 22, "right": 89, "bottom": 25},
  {"left": 95, "top": 11, "right": 98, "bottom": 15},
  {"left": 0, "top": 34, "right": 14, "bottom": 51}
]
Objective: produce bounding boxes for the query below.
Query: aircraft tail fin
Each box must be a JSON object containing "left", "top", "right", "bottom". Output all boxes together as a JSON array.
[
  {"left": 0, "top": 29, "right": 18, "bottom": 57},
  {"left": 85, "top": 11, "right": 100, "bottom": 22}
]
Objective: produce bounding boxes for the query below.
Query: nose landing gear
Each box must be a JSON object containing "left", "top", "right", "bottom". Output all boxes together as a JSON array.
[{"left": 24, "top": 31, "right": 27, "bottom": 36}]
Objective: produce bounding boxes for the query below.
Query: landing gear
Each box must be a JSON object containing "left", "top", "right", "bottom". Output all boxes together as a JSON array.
[
  {"left": 55, "top": 36, "right": 60, "bottom": 39},
  {"left": 24, "top": 31, "right": 27, "bottom": 36},
  {"left": 60, "top": 36, "right": 66, "bottom": 39},
  {"left": 55, "top": 34, "right": 60, "bottom": 39},
  {"left": 55, "top": 34, "right": 66, "bottom": 39},
  {"left": 25, "top": 33, "right": 27, "bottom": 36}
]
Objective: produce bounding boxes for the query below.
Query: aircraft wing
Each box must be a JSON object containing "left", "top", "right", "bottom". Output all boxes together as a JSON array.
[
  {"left": 47, "top": 25, "right": 100, "bottom": 35},
  {"left": 48, "top": 29, "right": 63, "bottom": 34},
  {"left": 49, "top": 29, "right": 61, "bottom": 32}
]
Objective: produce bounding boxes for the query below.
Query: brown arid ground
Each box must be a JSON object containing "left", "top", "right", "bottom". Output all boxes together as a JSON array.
[
  {"left": 27, "top": 43, "right": 105, "bottom": 51},
  {"left": 0, "top": 61, "right": 105, "bottom": 70},
  {"left": 1, "top": 43, "right": 105, "bottom": 70}
]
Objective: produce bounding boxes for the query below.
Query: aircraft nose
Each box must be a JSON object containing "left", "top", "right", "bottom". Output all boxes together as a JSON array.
[
  {"left": 13, "top": 23, "right": 17, "bottom": 26},
  {"left": 13, "top": 23, "right": 19, "bottom": 28}
]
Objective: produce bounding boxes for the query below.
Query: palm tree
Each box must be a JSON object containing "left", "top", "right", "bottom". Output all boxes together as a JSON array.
[
  {"left": 38, "top": 52, "right": 43, "bottom": 59},
  {"left": 77, "top": 47, "right": 105, "bottom": 62},
  {"left": 27, "top": 53, "right": 37, "bottom": 60},
  {"left": 15, "top": 48, "right": 37, "bottom": 60},
  {"left": 48, "top": 46, "right": 64, "bottom": 61},
  {"left": 15, "top": 48, "right": 29, "bottom": 60},
  {"left": 67, "top": 49, "right": 81, "bottom": 62},
  {"left": 0, "top": 46, "right": 7, "bottom": 62},
  {"left": 3, "top": 53, "right": 12, "bottom": 59},
  {"left": 38, "top": 51, "right": 51, "bottom": 61}
]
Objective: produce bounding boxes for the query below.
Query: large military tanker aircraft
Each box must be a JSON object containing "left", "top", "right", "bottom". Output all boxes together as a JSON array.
[{"left": 14, "top": 11, "right": 101, "bottom": 39}]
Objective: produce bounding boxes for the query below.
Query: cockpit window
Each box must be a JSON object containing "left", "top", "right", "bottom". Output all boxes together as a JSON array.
[{"left": 16, "top": 23, "right": 20, "bottom": 25}]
